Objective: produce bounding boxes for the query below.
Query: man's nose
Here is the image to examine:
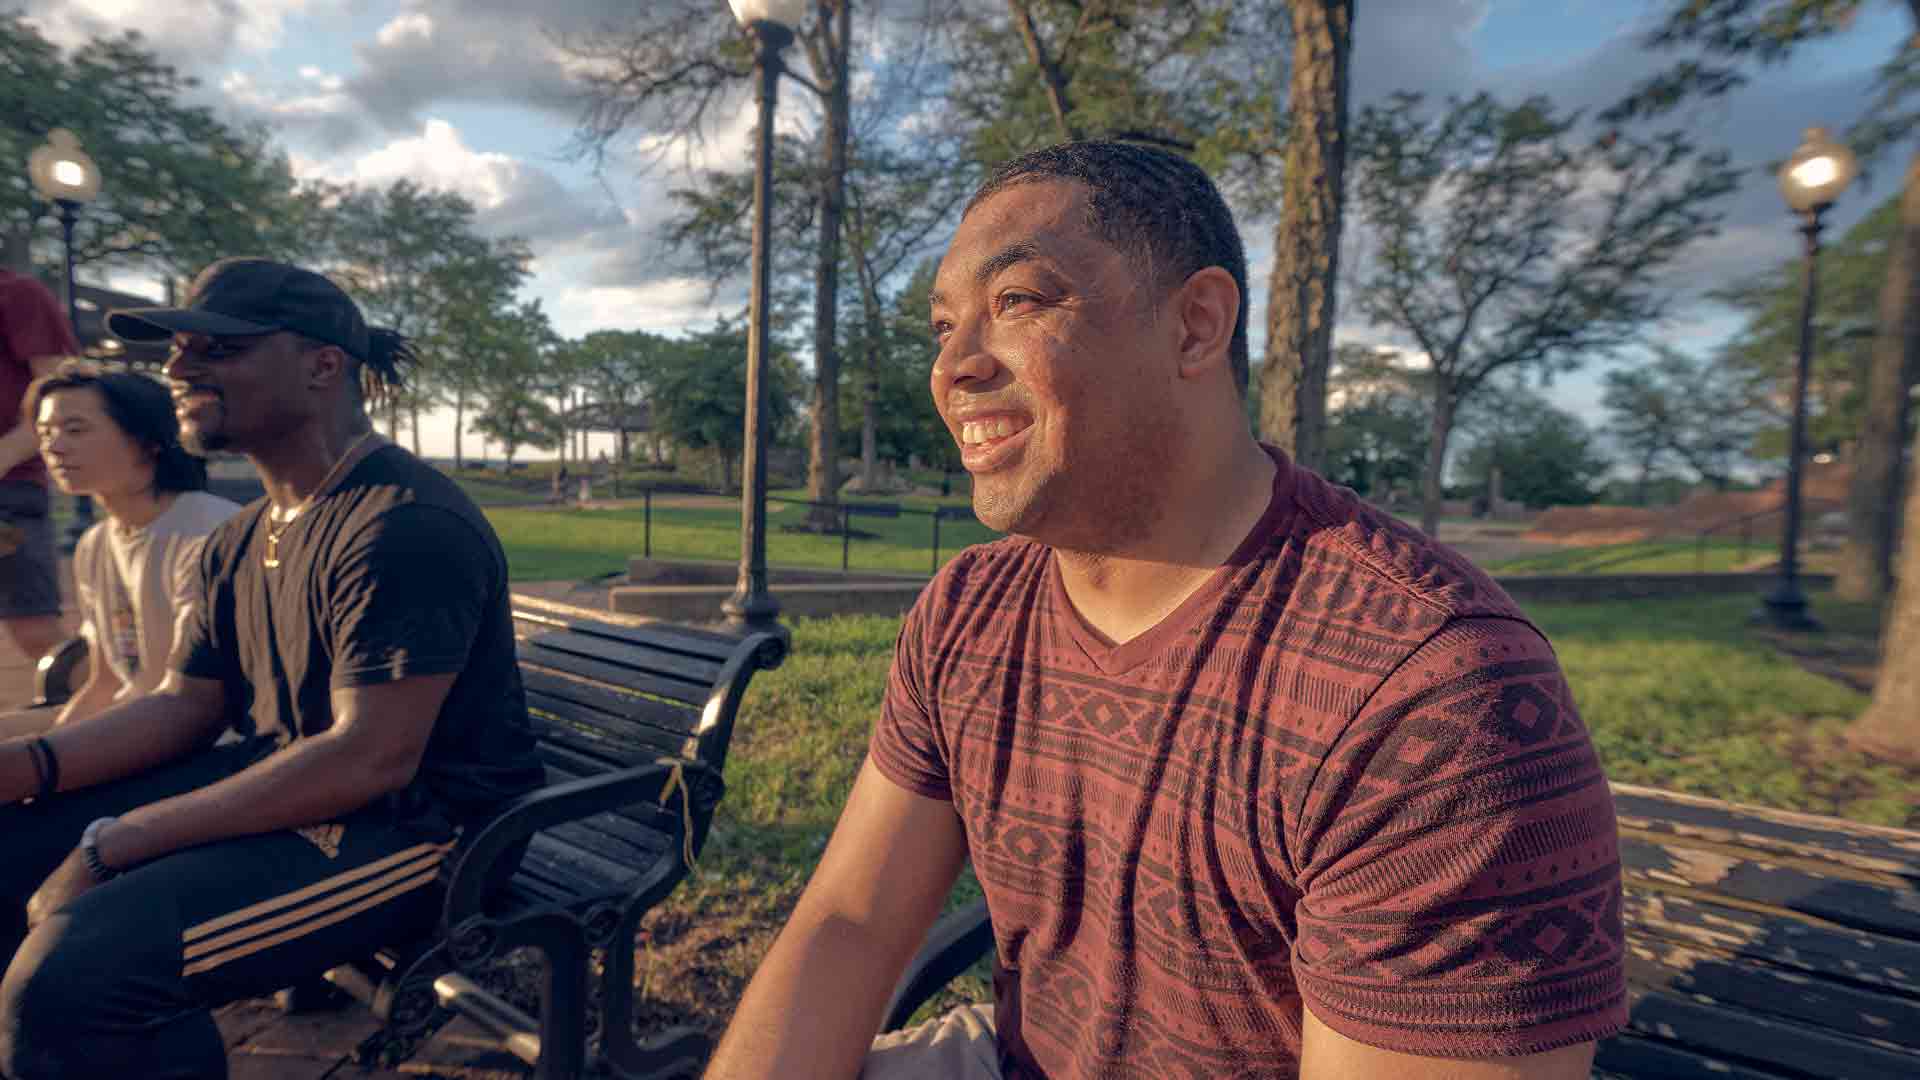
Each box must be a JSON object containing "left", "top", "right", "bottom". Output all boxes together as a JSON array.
[
  {"left": 933, "top": 323, "right": 996, "bottom": 389},
  {"left": 162, "top": 348, "right": 194, "bottom": 382}
]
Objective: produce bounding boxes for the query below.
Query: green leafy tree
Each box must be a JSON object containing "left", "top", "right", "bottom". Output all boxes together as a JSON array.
[
  {"left": 0, "top": 14, "right": 303, "bottom": 279},
  {"left": 1601, "top": 346, "right": 1770, "bottom": 499},
  {"left": 1348, "top": 91, "right": 1738, "bottom": 535},
  {"left": 1322, "top": 346, "right": 1429, "bottom": 502},
  {"left": 1610, "top": 0, "right": 1920, "bottom": 609},
  {"left": 1455, "top": 384, "right": 1611, "bottom": 509},
  {"left": 650, "top": 322, "right": 802, "bottom": 493}
]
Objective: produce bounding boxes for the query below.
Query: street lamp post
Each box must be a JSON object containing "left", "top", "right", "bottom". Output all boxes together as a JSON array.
[
  {"left": 1764, "top": 126, "right": 1857, "bottom": 632},
  {"left": 721, "top": 0, "right": 806, "bottom": 640},
  {"left": 28, "top": 129, "right": 103, "bottom": 552}
]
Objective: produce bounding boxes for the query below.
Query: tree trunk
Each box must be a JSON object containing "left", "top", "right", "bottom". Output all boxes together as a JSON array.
[
  {"left": 408, "top": 400, "right": 423, "bottom": 457},
  {"left": 1836, "top": 152, "right": 1920, "bottom": 603},
  {"left": 1008, "top": 0, "right": 1078, "bottom": 141},
  {"left": 2, "top": 223, "right": 31, "bottom": 274},
  {"left": 453, "top": 390, "right": 466, "bottom": 471},
  {"left": 1421, "top": 390, "right": 1457, "bottom": 537},
  {"left": 1258, "top": 0, "right": 1353, "bottom": 474},
  {"left": 1846, "top": 415, "right": 1920, "bottom": 764},
  {"left": 804, "top": 0, "right": 852, "bottom": 531}
]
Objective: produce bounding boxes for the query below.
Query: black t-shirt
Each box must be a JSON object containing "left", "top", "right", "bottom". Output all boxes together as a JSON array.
[{"left": 174, "top": 443, "right": 543, "bottom": 823}]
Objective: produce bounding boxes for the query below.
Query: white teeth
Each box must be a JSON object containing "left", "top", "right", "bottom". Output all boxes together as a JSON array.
[{"left": 960, "top": 417, "right": 1029, "bottom": 446}]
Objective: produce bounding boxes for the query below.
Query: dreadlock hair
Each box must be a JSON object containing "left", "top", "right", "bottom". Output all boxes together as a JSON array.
[
  {"left": 23, "top": 360, "right": 209, "bottom": 494},
  {"left": 360, "top": 328, "right": 418, "bottom": 408},
  {"left": 966, "top": 140, "right": 1252, "bottom": 394},
  {"left": 298, "top": 329, "right": 418, "bottom": 410}
]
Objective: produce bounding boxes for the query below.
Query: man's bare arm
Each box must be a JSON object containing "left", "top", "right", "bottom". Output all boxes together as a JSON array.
[
  {"left": 1302, "top": 1002, "right": 1597, "bottom": 1079},
  {"left": 0, "top": 353, "right": 62, "bottom": 474},
  {"left": 0, "top": 668, "right": 228, "bottom": 803},
  {"left": 704, "top": 757, "right": 970, "bottom": 1080},
  {"left": 92, "top": 674, "right": 452, "bottom": 870},
  {"left": 0, "top": 659, "right": 118, "bottom": 741}
]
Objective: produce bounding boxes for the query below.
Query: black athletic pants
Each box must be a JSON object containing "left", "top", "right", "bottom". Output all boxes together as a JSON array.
[{"left": 0, "top": 739, "right": 457, "bottom": 1079}]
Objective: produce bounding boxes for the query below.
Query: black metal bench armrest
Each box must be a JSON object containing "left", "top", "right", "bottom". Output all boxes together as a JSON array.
[
  {"left": 442, "top": 759, "right": 723, "bottom": 930},
  {"left": 33, "top": 636, "right": 88, "bottom": 708},
  {"left": 881, "top": 897, "right": 994, "bottom": 1033}
]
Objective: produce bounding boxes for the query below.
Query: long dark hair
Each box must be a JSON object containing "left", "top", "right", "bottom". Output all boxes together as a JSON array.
[{"left": 23, "top": 360, "right": 209, "bottom": 494}]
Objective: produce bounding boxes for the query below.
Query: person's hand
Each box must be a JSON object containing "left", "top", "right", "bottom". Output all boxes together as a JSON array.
[{"left": 25, "top": 849, "right": 99, "bottom": 930}]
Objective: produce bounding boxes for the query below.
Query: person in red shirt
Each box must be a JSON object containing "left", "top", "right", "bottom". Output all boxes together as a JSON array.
[
  {"left": 706, "top": 142, "right": 1627, "bottom": 1079},
  {"left": 0, "top": 269, "right": 78, "bottom": 669}
]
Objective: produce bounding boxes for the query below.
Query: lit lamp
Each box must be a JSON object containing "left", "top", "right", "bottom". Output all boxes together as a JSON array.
[
  {"left": 719, "top": 0, "right": 806, "bottom": 639},
  {"left": 1765, "top": 126, "right": 1857, "bottom": 631},
  {"left": 28, "top": 129, "right": 102, "bottom": 550}
]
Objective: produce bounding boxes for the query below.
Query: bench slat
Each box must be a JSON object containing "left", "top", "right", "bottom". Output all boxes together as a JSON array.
[
  {"left": 511, "top": 602, "right": 745, "bottom": 660},
  {"left": 524, "top": 682, "right": 700, "bottom": 749},
  {"left": 1625, "top": 936, "right": 1920, "bottom": 1050},
  {"left": 518, "top": 657, "right": 711, "bottom": 726},
  {"left": 529, "top": 707, "right": 690, "bottom": 769},
  {"left": 1613, "top": 782, "right": 1920, "bottom": 882},
  {"left": 1594, "top": 1030, "right": 1794, "bottom": 1079},
  {"left": 521, "top": 835, "right": 633, "bottom": 900},
  {"left": 523, "top": 631, "right": 724, "bottom": 695},
  {"left": 546, "top": 816, "right": 673, "bottom": 872},
  {"left": 1620, "top": 832, "right": 1920, "bottom": 939},
  {"left": 1617, "top": 983, "right": 1920, "bottom": 1079},
  {"left": 1622, "top": 890, "right": 1920, "bottom": 998}
]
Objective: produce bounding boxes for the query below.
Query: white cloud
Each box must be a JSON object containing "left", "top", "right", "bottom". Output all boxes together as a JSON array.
[
  {"left": 374, "top": 11, "right": 434, "bottom": 48},
  {"left": 22, "top": 0, "right": 335, "bottom": 57},
  {"left": 544, "top": 278, "right": 738, "bottom": 339},
  {"left": 327, "top": 118, "right": 520, "bottom": 208}
]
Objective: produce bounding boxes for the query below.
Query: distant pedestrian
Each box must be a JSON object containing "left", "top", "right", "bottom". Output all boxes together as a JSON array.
[{"left": 0, "top": 269, "right": 78, "bottom": 668}]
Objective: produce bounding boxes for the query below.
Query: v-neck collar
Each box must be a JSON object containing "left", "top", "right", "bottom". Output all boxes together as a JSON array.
[{"left": 1047, "top": 448, "right": 1295, "bottom": 676}]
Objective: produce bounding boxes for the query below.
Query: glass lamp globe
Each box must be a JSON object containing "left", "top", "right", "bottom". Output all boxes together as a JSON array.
[{"left": 1778, "top": 127, "right": 1858, "bottom": 214}]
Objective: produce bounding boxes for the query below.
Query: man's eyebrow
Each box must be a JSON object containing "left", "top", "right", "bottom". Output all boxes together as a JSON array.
[{"left": 928, "top": 241, "right": 1045, "bottom": 312}]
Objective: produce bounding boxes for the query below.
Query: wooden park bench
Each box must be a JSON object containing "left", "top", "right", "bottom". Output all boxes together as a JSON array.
[
  {"left": 36, "top": 597, "right": 789, "bottom": 1080},
  {"left": 885, "top": 783, "right": 1920, "bottom": 1079}
]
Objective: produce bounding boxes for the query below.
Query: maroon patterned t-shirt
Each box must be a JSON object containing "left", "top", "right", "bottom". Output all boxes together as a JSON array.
[{"left": 871, "top": 450, "right": 1627, "bottom": 1078}]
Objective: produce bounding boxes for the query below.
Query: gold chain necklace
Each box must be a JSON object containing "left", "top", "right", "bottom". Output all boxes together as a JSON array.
[{"left": 263, "top": 431, "right": 376, "bottom": 569}]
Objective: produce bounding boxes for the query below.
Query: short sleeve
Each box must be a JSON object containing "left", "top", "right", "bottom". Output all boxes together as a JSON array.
[
  {"left": 1, "top": 277, "right": 79, "bottom": 368},
  {"left": 172, "top": 534, "right": 231, "bottom": 682},
  {"left": 868, "top": 587, "right": 952, "bottom": 801},
  {"left": 326, "top": 504, "right": 492, "bottom": 688},
  {"left": 1290, "top": 616, "right": 1627, "bottom": 1058},
  {"left": 165, "top": 536, "right": 211, "bottom": 674}
]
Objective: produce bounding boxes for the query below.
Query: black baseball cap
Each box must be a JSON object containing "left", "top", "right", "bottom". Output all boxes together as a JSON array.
[{"left": 107, "top": 257, "right": 372, "bottom": 361}]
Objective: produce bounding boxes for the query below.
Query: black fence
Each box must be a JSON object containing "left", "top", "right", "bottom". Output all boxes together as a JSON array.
[{"left": 635, "top": 490, "right": 981, "bottom": 575}]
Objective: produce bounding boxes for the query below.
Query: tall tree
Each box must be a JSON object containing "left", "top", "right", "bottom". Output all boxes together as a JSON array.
[
  {"left": 0, "top": 13, "right": 302, "bottom": 278},
  {"left": 1258, "top": 0, "right": 1353, "bottom": 472},
  {"left": 1602, "top": 346, "right": 1769, "bottom": 498},
  {"left": 1454, "top": 383, "right": 1611, "bottom": 509},
  {"left": 1322, "top": 345, "right": 1430, "bottom": 501},
  {"left": 1850, "top": 416, "right": 1920, "bottom": 763},
  {"left": 567, "top": 0, "right": 857, "bottom": 530},
  {"left": 320, "top": 181, "right": 527, "bottom": 443},
  {"left": 1613, "top": 0, "right": 1920, "bottom": 603},
  {"left": 1349, "top": 91, "right": 1738, "bottom": 534},
  {"left": 650, "top": 321, "right": 802, "bottom": 493}
]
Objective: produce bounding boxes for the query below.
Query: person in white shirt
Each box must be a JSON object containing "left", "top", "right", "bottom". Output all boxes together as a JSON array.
[{"left": 0, "top": 362, "right": 239, "bottom": 733}]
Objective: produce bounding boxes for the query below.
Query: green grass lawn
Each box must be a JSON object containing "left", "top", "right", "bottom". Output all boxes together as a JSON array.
[
  {"left": 626, "top": 589, "right": 1915, "bottom": 1036},
  {"left": 485, "top": 499, "right": 1003, "bottom": 581},
  {"left": 1489, "top": 538, "right": 1797, "bottom": 575}
]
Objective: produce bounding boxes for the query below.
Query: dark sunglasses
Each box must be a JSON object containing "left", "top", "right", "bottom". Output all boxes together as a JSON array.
[{"left": 168, "top": 334, "right": 274, "bottom": 362}]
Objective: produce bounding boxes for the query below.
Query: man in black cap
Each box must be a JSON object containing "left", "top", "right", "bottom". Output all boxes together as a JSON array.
[{"left": 0, "top": 257, "right": 544, "bottom": 1078}]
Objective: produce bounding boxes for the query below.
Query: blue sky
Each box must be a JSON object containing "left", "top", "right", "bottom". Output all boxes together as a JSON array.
[{"left": 19, "top": 0, "right": 1896, "bottom": 460}]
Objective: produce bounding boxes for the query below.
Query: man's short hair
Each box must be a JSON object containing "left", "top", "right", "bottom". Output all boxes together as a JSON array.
[{"left": 967, "top": 140, "right": 1251, "bottom": 394}]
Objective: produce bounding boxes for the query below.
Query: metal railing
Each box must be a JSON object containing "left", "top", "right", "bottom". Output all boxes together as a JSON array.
[
  {"left": 1693, "top": 505, "right": 1786, "bottom": 575},
  {"left": 634, "top": 489, "right": 980, "bottom": 575}
]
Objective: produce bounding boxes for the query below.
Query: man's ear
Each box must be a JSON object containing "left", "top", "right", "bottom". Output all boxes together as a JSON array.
[
  {"left": 306, "top": 343, "right": 351, "bottom": 391},
  {"left": 1174, "top": 266, "right": 1240, "bottom": 382}
]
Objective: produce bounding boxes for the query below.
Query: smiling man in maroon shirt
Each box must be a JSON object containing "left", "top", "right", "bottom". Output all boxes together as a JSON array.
[{"left": 706, "top": 141, "right": 1627, "bottom": 1080}]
